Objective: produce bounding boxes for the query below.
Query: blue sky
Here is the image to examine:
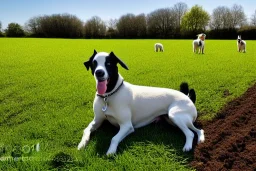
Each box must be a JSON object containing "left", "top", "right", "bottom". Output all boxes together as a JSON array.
[{"left": 0, "top": 0, "right": 255, "bottom": 29}]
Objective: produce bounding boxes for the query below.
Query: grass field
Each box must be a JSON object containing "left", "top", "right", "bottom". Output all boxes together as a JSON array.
[{"left": 0, "top": 38, "right": 255, "bottom": 170}]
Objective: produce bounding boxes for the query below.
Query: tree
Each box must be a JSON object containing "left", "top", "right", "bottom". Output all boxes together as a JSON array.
[
  {"left": 230, "top": 4, "right": 247, "bottom": 28},
  {"left": 210, "top": 6, "right": 232, "bottom": 29},
  {"left": 116, "top": 14, "right": 137, "bottom": 38},
  {"left": 181, "top": 5, "right": 210, "bottom": 33},
  {"left": 84, "top": 16, "right": 107, "bottom": 38},
  {"left": 173, "top": 2, "right": 188, "bottom": 29},
  {"left": 134, "top": 13, "right": 147, "bottom": 38},
  {"left": 0, "top": 21, "right": 4, "bottom": 37},
  {"left": 28, "top": 13, "right": 84, "bottom": 38},
  {"left": 25, "top": 16, "right": 43, "bottom": 36},
  {"left": 147, "top": 8, "right": 177, "bottom": 38},
  {"left": 251, "top": 10, "right": 256, "bottom": 26},
  {"left": 106, "top": 19, "right": 118, "bottom": 38},
  {"left": 5, "top": 23, "right": 25, "bottom": 37}
]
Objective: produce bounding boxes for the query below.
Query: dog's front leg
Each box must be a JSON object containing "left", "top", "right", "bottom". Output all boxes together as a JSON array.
[
  {"left": 106, "top": 122, "right": 134, "bottom": 155},
  {"left": 78, "top": 116, "right": 105, "bottom": 150}
]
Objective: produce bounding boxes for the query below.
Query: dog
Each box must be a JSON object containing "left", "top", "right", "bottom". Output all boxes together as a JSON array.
[
  {"left": 237, "top": 35, "right": 246, "bottom": 53},
  {"left": 154, "top": 43, "right": 164, "bottom": 52},
  {"left": 193, "top": 33, "right": 206, "bottom": 54},
  {"left": 78, "top": 50, "right": 205, "bottom": 155}
]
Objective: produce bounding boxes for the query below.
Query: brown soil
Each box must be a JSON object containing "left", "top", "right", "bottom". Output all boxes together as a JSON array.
[{"left": 191, "top": 83, "right": 256, "bottom": 171}]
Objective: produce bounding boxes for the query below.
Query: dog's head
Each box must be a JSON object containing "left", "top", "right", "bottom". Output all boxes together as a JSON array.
[
  {"left": 197, "top": 33, "right": 206, "bottom": 41},
  {"left": 84, "top": 50, "right": 128, "bottom": 95},
  {"left": 237, "top": 35, "right": 242, "bottom": 43}
]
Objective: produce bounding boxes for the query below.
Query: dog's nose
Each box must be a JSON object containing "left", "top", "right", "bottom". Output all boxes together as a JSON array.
[{"left": 95, "top": 70, "right": 105, "bottom": 78}]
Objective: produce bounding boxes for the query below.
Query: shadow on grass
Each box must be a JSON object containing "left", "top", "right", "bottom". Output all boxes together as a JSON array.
[{"left": 91, "top": 118, "right": 203, "bottom": 160}]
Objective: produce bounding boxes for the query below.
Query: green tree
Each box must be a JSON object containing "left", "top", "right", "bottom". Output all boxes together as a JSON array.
[
  {"left": 5, "top": 23, "right": 25, "bottom": 37},
  {"left": 181, "top": 5, "right": 210, "bottom": 33}
]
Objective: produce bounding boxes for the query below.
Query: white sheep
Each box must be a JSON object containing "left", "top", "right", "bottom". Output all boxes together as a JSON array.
[{"left": 154, "top": 43, "right": 164, "bottom": 52}]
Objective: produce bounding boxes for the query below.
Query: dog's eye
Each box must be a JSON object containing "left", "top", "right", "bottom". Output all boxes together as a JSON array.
[{"left": 106, "top": 62, "right": 111, "bottom": 66}]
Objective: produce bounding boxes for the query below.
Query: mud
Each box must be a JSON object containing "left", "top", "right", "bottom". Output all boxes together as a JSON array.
[{"left": 191, "top": 83, "right": 256, "bottom": 171}]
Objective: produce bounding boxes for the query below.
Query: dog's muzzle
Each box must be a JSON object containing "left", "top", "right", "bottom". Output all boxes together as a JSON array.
[
  {"left": 95, "top": 69, "right": 105, "bottom": 80},
  {"left": 95, "top": 69, "right": 109, "bottom": 95}
]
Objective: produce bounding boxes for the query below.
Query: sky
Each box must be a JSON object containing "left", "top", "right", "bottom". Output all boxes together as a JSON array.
[{"left": 0, "top": 0, "right": 256, "bottom": 29}]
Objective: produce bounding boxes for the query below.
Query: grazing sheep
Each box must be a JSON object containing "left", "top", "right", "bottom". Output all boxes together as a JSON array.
[
  {"left": 154, "top": 43, "right": 164, "bottom": 52},
  {"left": 193, "top": 33, "right": 206, "bottom": 54},
  {"left": 237, "top": 35, "right": 246, "bottom": 53}
]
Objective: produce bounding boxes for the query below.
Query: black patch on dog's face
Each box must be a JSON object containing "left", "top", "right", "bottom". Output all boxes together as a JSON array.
[
  {"left": 104, "top": 52, "right": 129, "bottom": 93},
  {"left": 84, "top": 50, "right": 97, "bottom": 75}
]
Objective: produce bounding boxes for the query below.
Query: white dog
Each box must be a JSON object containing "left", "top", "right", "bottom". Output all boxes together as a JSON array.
[
  {"left": 237, "top": 35, "right": 246, "bottom": 53},
  {"left": 154, "top": 43, "right": 164, "bottom": 52},
  {"left": 78, "top": 50, "right": 205, "bottom": 155},
  {"left": 193, "top": 33, "right": 206, "bottom": 54}
]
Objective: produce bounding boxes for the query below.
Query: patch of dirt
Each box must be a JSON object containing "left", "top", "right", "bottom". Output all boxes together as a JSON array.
[
  {"left": 191, "top": 83, "right": 256, "bottom": 171},
  {"left": 222, "top": 89, "right": 232, "bottom": 98}
]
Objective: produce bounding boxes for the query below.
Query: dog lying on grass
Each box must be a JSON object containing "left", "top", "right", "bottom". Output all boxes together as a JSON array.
[{"left": 78, "top": 50, "right": 205, "bottom": 155}]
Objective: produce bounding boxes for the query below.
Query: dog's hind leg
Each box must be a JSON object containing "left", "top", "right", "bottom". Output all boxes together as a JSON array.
[
  {"left": 170, "top": 114, "right": 194, "bottom": 152},
  {"left": 187, "top": 122, "right": 205, "bottom": 144},
  {"left": 106, "top": 121, "right": 134, "bottom": 155}
]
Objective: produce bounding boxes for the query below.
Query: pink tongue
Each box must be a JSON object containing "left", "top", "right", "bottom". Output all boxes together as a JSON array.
[{"left": 97, "top": 80, "right": 107, "bottom": 95}]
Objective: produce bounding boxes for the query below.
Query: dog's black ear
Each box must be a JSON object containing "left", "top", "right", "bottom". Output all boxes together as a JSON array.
[
  {"left": 109, "top": 51, "right": 129, "bottom": 70},
  {"left": 84, "top": 50, "right": 97, "bottom": 71}
]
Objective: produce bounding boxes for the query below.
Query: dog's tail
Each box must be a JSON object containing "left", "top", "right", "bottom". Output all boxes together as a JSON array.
[{"left": 180, "top": 82, "right": 196, "bottom": 104}]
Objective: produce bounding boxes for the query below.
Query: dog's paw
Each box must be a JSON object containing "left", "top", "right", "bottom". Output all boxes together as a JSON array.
[
  {"left": 198, "top": 129, "right": 205, "bottom": 144},
  {"left": 106, "top": 148, "right": 117, "bottom": 155},
  {"left": 77, "top": 140, "right": 88, "bottom": 150},
  {"left": 77, "top": 142, "right": 84, "bottom": 150},
  {"left": 182, "top": 145, "right": 192, "bottom": 152}
]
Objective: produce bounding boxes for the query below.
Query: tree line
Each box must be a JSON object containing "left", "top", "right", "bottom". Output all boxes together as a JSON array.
[{"left": 1, "top": 2, "right": 256, "bottom": 39}]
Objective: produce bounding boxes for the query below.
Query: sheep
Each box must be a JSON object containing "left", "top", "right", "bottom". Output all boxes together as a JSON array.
[{"left": 154, "top": 43, "right": 164, "bottom": 52}]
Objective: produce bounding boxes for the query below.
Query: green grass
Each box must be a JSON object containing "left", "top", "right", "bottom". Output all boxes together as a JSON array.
[{"left": 0, "top": 38, "right": 255, "bottom": 170}]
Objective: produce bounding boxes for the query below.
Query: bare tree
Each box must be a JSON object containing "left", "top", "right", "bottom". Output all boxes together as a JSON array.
[
  {"left": 107, "top": 19, "right": 117, "bottom": 30},
  {"left": 251, "top": 10, "right": 256, "bottom": 26},
  {"left": 210, "top": 6, "right": 233, "bottom": 29},
  {"left": 25, "top": 16, "right": 42, "bottom": 35},
  {"left": 116, "top": 14, "right": 136, "bottom": 38},
  {"left": 147, "top": 8, "right": 177, "bottom": 38},
  {"left": 0, "top": 21, "right": 2, "bottom": 31},
  {"left": 230, "top": 4, "right": 247, "bottom": 28},
  {"left": 173, "top": 2, "right": 188, "bottom": 29},
  {"left": 84, "top": 16, "right": 107, "bottom": 38},
  {"left": 134, "top": 13, "right": 147, "bottom": 38},
  {"left": 106, "top": 19, "right": 118, "bottom": 38}
]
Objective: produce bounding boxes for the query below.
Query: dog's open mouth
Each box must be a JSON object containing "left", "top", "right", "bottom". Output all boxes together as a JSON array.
[{"left": 97, "top": 78, "right": 110, "bottom": 95}]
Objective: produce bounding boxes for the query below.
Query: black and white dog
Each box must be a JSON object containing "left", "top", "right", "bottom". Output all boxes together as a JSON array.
[
  {"left": 193, "top": 33, "right": 206, "bottom": 54},
  {"left": 237, "top": 35, "right": 246, "bottom": 53},
  {"left": 78, "top": 50, "right": 205, "bottom": 155}
]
